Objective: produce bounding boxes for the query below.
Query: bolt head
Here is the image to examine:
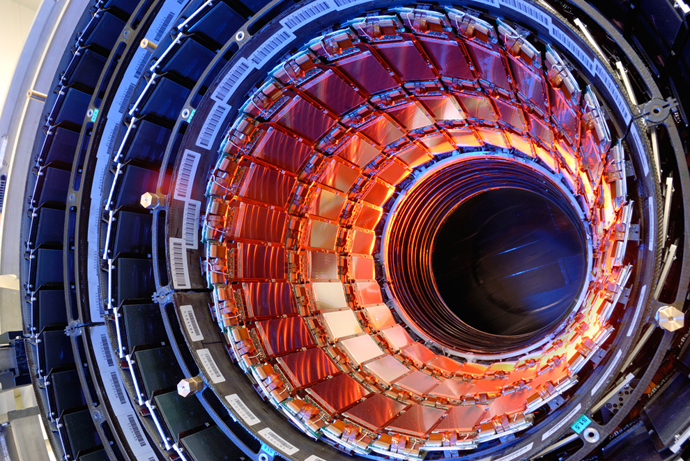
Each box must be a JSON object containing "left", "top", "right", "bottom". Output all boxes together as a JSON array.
[
  {"left": 656, "top": 305, "right": 685, "bottom": 332},
  {"left": 140, "top": 192, "right": 161, "bottom": 209}
]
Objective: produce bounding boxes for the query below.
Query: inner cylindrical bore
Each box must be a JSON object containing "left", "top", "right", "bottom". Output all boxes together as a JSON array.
[
  {"left": 382, "top": 157, "right": 589, "bottom": 353},
  {"left": 432, "top": 188, "right": 587, "bottom": 336}
]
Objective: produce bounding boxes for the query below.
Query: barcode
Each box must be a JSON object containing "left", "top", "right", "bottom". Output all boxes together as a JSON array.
[
  {"left": 258, "top": 428, "right": 299, "bottom": 455},
  {"left": 183, "top": 199, "right": 201, "bottom": 249},
  {"left": 281, "top": 1, "right": 332, "bottom": 30},
  {"left": 499, "top": 0, "right": 551, "bottom": 28},
  {"left": 550, "top": 25, "right": 594, "bottom": 74},
  {"left": 196, "top": 102, "right": 231, "bottom": 150},
  {"left": 470, "top": 0, "right": 499, "bottom": 5},
  {"left": 333, "top": 0, "right": 371, "bottom": 9},
  {"left": 630, "top": 128, "right": 648, "bottom": 176},
  {"left": 173, "top": 149, "right": 200, "bottom": 200},
  {"left": 250, "top": 30, "right": 295, "bottom": 68},
  {"left": 169, "top": 238, "right": 191, "bottom": 289},
  {"left": 110, "top": 371, "right": 126, "bottom": 405},
  {"left": 181, "top": 305, "right": 204, "bottom": 341},
  {"left": 154, "top": 12, "right": 174, "bottom": 41},
  {"left": 118, "top": 83, "right": 136, "bottom": 115},
  {"left": 594, "top": 61, "right": 632, "bottom": 124},
  {"left": 100, "top": 334, "right": 114, "bottom": 367},
  {"left": 197, "top": 348, "right": 225, "bottom": 383},
  {"left": 212, "top": 58, "right": 251, "bottom": 103},
  {"left": 133, "top": 54, "right": 149, "bottom": 80},
  {"left": 126, "top": 413, "right": 146, "bottom": 447}
]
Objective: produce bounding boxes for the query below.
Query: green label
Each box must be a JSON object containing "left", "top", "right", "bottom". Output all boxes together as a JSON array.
[{"left": 571, "top": 414, "right": 592, "bottom": 434}]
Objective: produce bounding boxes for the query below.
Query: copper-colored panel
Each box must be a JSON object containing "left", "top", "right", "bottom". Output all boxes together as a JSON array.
[
  {"left": 395, "top": 370, "right": 440, "bottom": 395},
  {"left": 344, "top": 394, "right": 407, "bottom": 431},
  {"left": 350, "top": 229, "right": 375, "bottom": 255},
  {"left": 275, "top": 96, "right": 336, "bottom": 141},
  {"left": 464, "top": 41, "right": 511, "bottom": 92},
  {"left": 309, "top": 251, "right": 339, "bottom": 280},
  {"left": 307, "top": 372, "right": 369, "bottom": 413},
  {"left": 362, "top": 304, "right": 396, "bottom": 330},
  {"left": 420, "top": 133, "right": 455, "bottom": 154},
  {"left": 529, "top": 114, "right": 554, "bottom": 147},
  {"left": 256, "top": 316, "right": 315, "bottom": 356},
  {"left": 322, "top": 310, "right": 363, "bottom": 340},
  {"left": 505, "top": 131, "right": 534, "bottom": 158},
  {"left": 319, "top": 158, "right": 360, "bottom": 192},
  {"left": 240, "top": 163, "right": 295, "bottom": 208},
  {"left": 433, "top": 405, "right": 487, "bottom": 432},
  {"left": 238, "top": 243, "right": 286, "bottom": 280},
  {"left": 549, "top": 85, "right": 580, "bottom": 146},
  {"left": 312, "top": 282, "right": 348, "bottom": 311},
  {"left": 421, "top": 96, "right": 464, "bottom": 121},
  {"left": 487, "top": 389, "right": 528, "bottom": 417},
  {"left": 455, "top": 362, "right": 489, "bottom": 377},
  {"left": 252, "top": 127, "right": 312, "bottom": 173},
  {"left": 355, "top": 281, "right": 383, "bottom": 305},
  {"left": 350, "top": 255, "right": 375, "bottom": 280},
  {"left": 448, "top": 128, "right": 482, "bottom": 147},
  {"left": 401, "top": 343, "right": 437, "bottom": 366},
  {"left": 362, "top": 180, "right": 394, "bottom": 207},
  {"left": 475, "top": 127, "right": 508, "bottom": 149},
  {"left": 365, "top": 355, "right": 409, "bottom": 383},
  {"left": 302, "top": 69, "right": 365, "bottom": 115},
  {"left": 509, "top": 55, "right": 548, "bottom": 113},
  {"left": 336, "top": 135, "right": 379, "bottom": 168},
  {"left": 378, "top": 159, "right": 411, "bottom": 186},
  {"left": 360, "top": 116, "right": 405, "bottom": 147},
  {"left": 466, "top": 377, "right": 507, "bottom": 396},
  {"left": 380, "top": 325, "right": 413, "bottom": 350},
  {"left": 309, "top": 188, "right": 346, "bottom": 220},
  {"left": 354, "top": 204, "right": 382, "bottom": 230},
  {"left": 231, "top": 202, "right": 287, "bottom": 243},
  {"left": 431, "top": 378, "right": 473, "bottom": 400},
  {"left": 419, "top": 37, "right": 474, "bottom": 80},
  {"left": 458, "top": 93, "right": 496, "bottom": 121},
  {"left": 493, "top": 97, "right": 526, "bottom": 131},
  {"left": 387, "top": 103, "right": 432, "bottom": 130},
  {"left": 336, "top": 51, "right": 398, "bottom": 95},
  {"left": 375, "top": 41, "right": 435, "bottom": 81},
  {"left": 308, "top": 220, "right": 338, "bottom": 250},
  {"left": 427, "top": 355, "right": 462, "bottom": 374},
  {"left": 278, "top": 347, "right": 339, "bottom": 388},
  {"left": 395, "top": 143, "right": 432, "bottom": 167},
  {"left": 386, "top": 404, "right": 446, "bottom": 437},
  {"left": 243, "top": 282, "right": 296, "bottom": 318},
  {"left": 339, "top": 334, "right": 385, "bottom": 365}
]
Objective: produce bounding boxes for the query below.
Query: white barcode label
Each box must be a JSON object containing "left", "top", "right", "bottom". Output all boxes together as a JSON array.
[
  {"left": 250, "top": 29, "right": 296, "bottom": 68},
  {"left": 182, "top": 199, "right": 201, "bottom": 250},
  {"left": 99, "top": 333, "right": 115, "bottom": 367},
  {"left": 594, "top": 60, "right": 632, "bottom": 125},
  {"left": 125, "top": 413, "right": 147, "bottom": 447},
  {"left": 197, "top": 348, "right": 225, "bottom": 383},
  {"left": 305, "top": 456, "right": 328, "bottom": 461},
  {"left": 499, "top": 0, "right": 551, "bottom": 28},
  {"left": 169, "top": 238, "right": 191, "bottom": 289},
  {"left": 180, "top": 305, "right": 204, "bottom": 342},
  {"left": 550, "top": 24, "right": 595, "bottom": 74},
  {"left": 154, "top": 12, "right": 174, "bottom": 41},
  {"left": 110, "top": 371, "right": 127, "bottom": 405},
  {"left": 173, "top": 149, "right": 201, "bottom": 200},
  {"left": 631, "top": 127, "right": 648, "bottom": 177},
  {"left": 258, "top": 428, "right": 299, "bottom": 455},
  {"left": 647, "top": 198, "right": 654, "bottom": 251},
  {"left": 281, "top": 1, "right": 333, "bottom": 30},
  {"left": 226, "top": 394, "right": 260, "bottom": 426},
  {"left": 212, "top": 58, "right": 251, "bottom": 103},
  {"left": 331, "top": 0, "right": 374, "bottom": 10},
  {"left": 196, "top": 102, "right": 231, "bottom": 150},
  {"left": 496, "top": 443, "right": 535, "bottom": 461},
  {"left": 541, "top": 403, "right": 581, "bottom": 440}
]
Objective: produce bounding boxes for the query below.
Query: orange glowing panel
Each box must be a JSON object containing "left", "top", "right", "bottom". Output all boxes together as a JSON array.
[
  {"left": 427, "top": 355, "right": 462, "bottom": 374},
  {"left": 255, "top": 317, "right": 315, "bottom": 356},
  {"left": 228, "top": 201, "right": 287, "bottom": 244},
  {"left": 308, "top": 220, "right": 338, "bottom": 250},
  {"left": 386, "top": 404, "right": 446, "bottom": 437},
  {"left": 344, "top": 394, "right": 407, "bottom": 431},
  {"left": 475, "top": 127, "right": 508, "bottom": 149},
  {"left": 243, "top": 282, "right": 297, "bottom": 318},
  {"left": 309, "top": 189, "right": 346, "bottom": 220},
  {"left": 365, "top": 355, "right": 409, "bottom": 383},
  {"left": 556, "top": 140, "right": 579, "bottom": 175},
  {"left": 355, "top": 204, "right": 383, "bottom": 230},
  {"left": 362, "top": 180, "right": 395, "bottom": 207},
  {"left": 378, "top": 159, "right": 411, "bottom": 186},
  {"left": 421, "top": 96, "right": 464, "bottom": 121},
  {"left": 388, "top": 103, "right": 433, "bottom": 130},
  {"left": 362, "top": 304, "right": 396, "bottom": 330},
  {"left": 535, "top": 144, "right": 557, "bottom": 172},
  {"left": 322, "top": 310, "right": 364, "bottom": 340},
  {"left": 239, "top": 163, "right": 296, "bottom": 208},
  {"left": 360, "top": 116, "right": 406, "bottom": 148},
  {"left": 431, "top": 379, "right": 474, "bottom": 400},
  {"left": 401, "top": 342, "right": 437, "bottom": 366},
  {"left": 339, "top": 334, "right": 385, "bottom": 365},
  {"left": 457, "top": 93, "right": 496, "bottom": 121},
  {"left": 380, "top": 325, "right": 414, "bottom": 351},
  {"left": 350, "top": 229, "right": 375, "bottom": 254},
  {"left": 278, "top": 347, "right": 340, "bottom": 388},
  {"left": 395, "top": 143, "right": 432, "bottom": 167},
  {"left": 275, "top": 96, "right": 336, "bottom": 141},
  {"left": 309, "top": 251, "right": 339, "bottom": 280},
  {"left": 355, "top": 281, "right": 383, "bottom": 305},
  {"left": 449, "top": 128, "right": 482, "bottom": 147},
  {"left": 420, "top": 133, "right": 455, "bottom": 154},
  {"left": 336, "top": 135, "right": 379, "bottom": 168},
  {"left": 350, "top": 255, "right": 375, "bottom": 280},
  {"left": 318, "top": 158, "right": 360, "bottom": 192},
  {"left": 237, "top": 243, "right": 286, "bottom": 280},
  {"left": 395, "top": 370, "right": 440, "bottom": 395},
  {"left": 312, "top": 282, "right": 348, "bottom": 311},
  {"left": 252, "top": 127, "right": 312, "bottom": 173},
  {"left": 505, "top": 132, "right": 534, "bottom": 157},
  {"left": 433, "top": 405, "right": 487, "bottom": 433},
  {"left": 307, "top": 373, "right": 370, "bottom": 413},
  {"left": 419, "top": 36, "right": 474, "bottom": 81},
  {"left": 376, "top": 41, "right": 436, "bottom": 81},
  {"left": 302, "top": 69, "right": 365, "bottom": 115}
]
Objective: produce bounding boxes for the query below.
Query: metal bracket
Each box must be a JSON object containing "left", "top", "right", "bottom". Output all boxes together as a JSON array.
[
  {"left": 642, "top": 97, "right": 679, "bottom": 124},
  {"left": 628, "top": 223, "right": 640, "bottom": 241}
]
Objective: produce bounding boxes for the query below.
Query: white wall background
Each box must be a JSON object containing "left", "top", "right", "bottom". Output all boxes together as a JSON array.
[{"left": 0, "top": 0, "right": 40, "bottom": 114}]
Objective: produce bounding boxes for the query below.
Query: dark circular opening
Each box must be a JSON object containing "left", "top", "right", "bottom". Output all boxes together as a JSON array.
[{"left": 432, "top": 188, "right": 587, "bottom": 336}]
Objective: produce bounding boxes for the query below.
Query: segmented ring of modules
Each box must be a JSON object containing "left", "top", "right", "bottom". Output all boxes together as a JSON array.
[{"left": 203, "top": 7, "right": 633, "bottom": 458}]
